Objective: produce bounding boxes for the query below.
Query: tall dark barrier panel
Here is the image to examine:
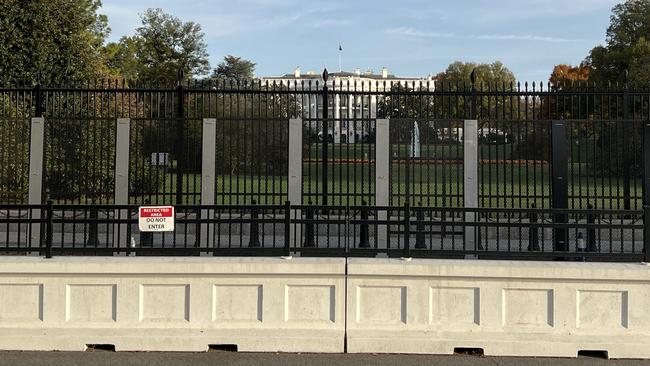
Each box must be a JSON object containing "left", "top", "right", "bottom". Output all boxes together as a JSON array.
[
  {"left": 175, "top": 74, "right": 186, "bottom": 206},
  {"left": 552, "top": 120, "right": 568, "bottom": 253},
  {"left": 623, "top": 76, "right": 631, "bottom": 211},
  {"left": 643, "top": 121, "right": 650, "bottom": 262},
  {"left": 321, "top": 69, "right": 329, "bottom": 208}
]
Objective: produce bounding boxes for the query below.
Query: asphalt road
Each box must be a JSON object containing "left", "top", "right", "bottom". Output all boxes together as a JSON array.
[{"left": 1, "top": 352, "right": 649, "bottom": 366}]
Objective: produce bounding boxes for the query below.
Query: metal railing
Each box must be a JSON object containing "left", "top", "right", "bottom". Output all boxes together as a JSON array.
[{"left": 1, "top": 202, "right": 645, "bottom": 262}]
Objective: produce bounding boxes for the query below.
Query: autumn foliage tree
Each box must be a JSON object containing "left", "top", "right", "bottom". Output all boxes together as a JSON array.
[
  {"left": 509, "top": 64, "right": 592, "bottom": 162},
  {"left": 549, "top": 64, "right": 591, "bottom": 88}
]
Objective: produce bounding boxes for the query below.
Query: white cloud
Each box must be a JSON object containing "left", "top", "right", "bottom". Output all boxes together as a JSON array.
[
  {"left": 472, "top": 0, "right": 621, "bottom": 23},
  {"left": 102, "top": 0, "right": 348, "bottom": 39},
  {"left": 385, "top": 27, "right": 583, "bottom": 43}
]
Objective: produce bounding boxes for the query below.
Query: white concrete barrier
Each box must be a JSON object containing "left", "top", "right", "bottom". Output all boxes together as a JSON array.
[
  {"left": 2, "top": 256, "right": 650, "bottom": 358},
  {"left": 0, "top": 257, "right": 345, "bottom": 352},
  {"left": 347, "top": 258, "right": 650, "bottom": 358}
]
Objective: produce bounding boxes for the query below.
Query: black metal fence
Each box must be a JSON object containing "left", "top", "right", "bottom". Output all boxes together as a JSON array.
[
  {"left": 1, "top": 70, "right": 649, "bottom": 260},
  {"left": 0, "top": 202, "right": 645, "bottom": 261},
  {"left": 216, "top": 118, "right": 289, "bottom": 205}
]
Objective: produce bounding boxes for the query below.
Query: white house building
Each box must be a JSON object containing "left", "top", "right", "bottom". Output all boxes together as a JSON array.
[{"left": 261, "top": 67, "right": 435, "bottom": 143}]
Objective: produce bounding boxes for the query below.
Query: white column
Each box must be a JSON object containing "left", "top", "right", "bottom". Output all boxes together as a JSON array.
[
  {"left": 464, "top": 120, "right": 479, "bottom": 250},
  {"left": 28, "top": 117, "right": 45, "bottom": 248},
  {"left": 334, "top": 95, "right": 341, "bottom": 143},
  {"left": 349, "top": 94, "right": 355, "bottom": 143},
  {"left": 114, "top": 118, "right": 130, "bottom": 251},
  {"left": 375, "top": 119, "right": 390, "bottom": 251},
  {"left": 288, "top": 118, "right": 303, "bottom": 246},
  {"left": 200, "top": 118, "right": 217, "bottom": 251}
]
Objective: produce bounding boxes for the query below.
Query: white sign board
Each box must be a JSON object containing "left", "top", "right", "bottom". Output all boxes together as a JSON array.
[{"left": 139, "top": 206, "right": 175, "bottom": 232}]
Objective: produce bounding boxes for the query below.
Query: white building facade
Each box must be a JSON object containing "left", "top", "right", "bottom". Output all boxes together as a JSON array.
[{"left": 261, "top": 67, "right": 435, "bottom": 143}]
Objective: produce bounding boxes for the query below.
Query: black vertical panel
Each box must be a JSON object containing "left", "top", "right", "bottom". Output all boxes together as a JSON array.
[
  {"left": 643, "top": 122, "right": 650, "bottom": 206},
  {"left": 643, "top": 121, "right": 650, "bottom": 262},
  {"left": 321, "top": 69, "right": 329, "bottom": 207},
  {"left": 552, "top": 120, "right": 568, "bottom": 252},
  {"left": 175, "top": 81, "right": 185, "bottom": 205},
  {"left": 623, "top": 86, "right": 631, "bottom": 210}
]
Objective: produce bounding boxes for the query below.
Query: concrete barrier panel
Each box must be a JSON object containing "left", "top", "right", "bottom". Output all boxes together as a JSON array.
[
  {"left": 2, "top": 256, "right": 650, "bottom": 358},
  {"left": 0, "top": 257, "right": 345, "bottom": 352},
  {"left": 347, "top": 258, "right": 650, "bottom": 359}
]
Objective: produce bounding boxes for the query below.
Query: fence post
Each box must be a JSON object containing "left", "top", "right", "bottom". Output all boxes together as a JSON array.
[
  {"left": 359, "top": 201, "right": 370, "bottom": 248},
  {"left": 403, "top": 201, "right": 411, "bottom": 257},
  {"left": 28, "top": 116, "right": 45, "bottom": 249},
  {"left": 303, "top": 204, "right": 315, "bottom": 248},
  {"left": 464, "top": 119, "right": 479, "bottom": 251},
  {"left": 643, "top": 121, "right": 650, "bottom": 262},
  {"left": 586, "top": 203, "right": 597, "bottom": 252},
  {"left": 469, "top": 71, "right": 479, "bottom": 251},
  {"left": 623, "top": 70, "right": 631, "bottom": 211},
  {"left": 288, "top": 118, "right": 303, "bottom": 246},
  {"left": 470, "top": 69, "right": 478, "bottom": 120},
  {"left": 528, "top": 203, "right": 540, "bottom": 251},
  {"left": 249, "top": 200, "right": 260, "bottom": 248},
  {"left": 552, "top": 120, "right": 569, "bottom": 253},
  {"left": 645, "top": 205, "right": 650, "bottom": 263},
  {"left": 321, "top": 68, "right": 329, "bottom": 208},
  {"left": 175, "top": 71, "right": 185, "bottom": 205},
  {"left": 375, "top": 118, "right": 390, "bottom": 251},
  {"left": 34, "top": 80, "right": 43, "bottom": 118},
  {"left": 140, "top": 229, "right": 153, "bottom": 247},
  {"left": 201, "top": 118, "right": 216, "bottom": 252},
  {"left": 114, "top": 118, "right": 130, "bottom": 252},
  {"left": 284, "top": 200, "right": 291, "bottom": 256},
  {"left": 415, "top": 202, "right": 425, "bottom": 249},
  {"left": 45, "top": 199, "right": 53, "bottom": 259},
  {"left": 87, "top": 201, "right": 99, "bottom": 246}
]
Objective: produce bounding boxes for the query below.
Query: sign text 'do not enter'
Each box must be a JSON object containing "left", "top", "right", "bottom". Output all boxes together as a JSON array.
[{"left": 138, "top": 206, "right": 175, "bottom": 232}]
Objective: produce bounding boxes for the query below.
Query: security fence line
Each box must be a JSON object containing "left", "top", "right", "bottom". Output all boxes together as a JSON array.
[
  {"left": 6, "top": 115, "right": 648, "bottom": 261},
  {"left": 1, "top": 71, "right": 649, "bottom": 210},
  {"left": 1, "top": 71, "right": 649, "bottom": 260}
]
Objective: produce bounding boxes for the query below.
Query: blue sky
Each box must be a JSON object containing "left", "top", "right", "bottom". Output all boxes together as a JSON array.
[{"left": 101, "top": 0, "right": 622, "bottom": 82}]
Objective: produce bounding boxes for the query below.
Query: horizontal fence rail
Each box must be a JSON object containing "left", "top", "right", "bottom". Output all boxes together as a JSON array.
[{"left": 0, "top": 203, "right": 645, "bottom": 261}]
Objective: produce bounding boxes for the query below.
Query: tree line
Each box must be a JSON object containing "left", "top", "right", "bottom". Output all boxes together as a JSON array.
[{"left": 0, "top": 2, "right": 256, "bottom": 86}]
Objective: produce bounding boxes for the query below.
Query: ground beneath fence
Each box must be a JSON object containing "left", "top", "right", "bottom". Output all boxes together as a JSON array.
[{"left": 0, "top": 352, "right": 644, "bottom": 366}]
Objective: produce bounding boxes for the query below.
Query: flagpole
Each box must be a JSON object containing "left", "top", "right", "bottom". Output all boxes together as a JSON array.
[
  {"left": 339, "top": 52, "right": 341, "bottom": 73},
  {"left": 338, "top": 42, "right": 342, "bottom": 72}
]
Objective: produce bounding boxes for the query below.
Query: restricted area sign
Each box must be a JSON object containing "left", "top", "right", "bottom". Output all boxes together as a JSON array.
[{"left": 139, "top": 206, "right": 175, "bottom": 232}]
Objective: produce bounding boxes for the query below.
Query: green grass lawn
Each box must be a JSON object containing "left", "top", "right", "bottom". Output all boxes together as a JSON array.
[
  {"left": 305, "top": 140, "right": 599, "bottom": 162},
  {"left": 121, "top": 160, "right": 642, "bottom": 210},
  {"left": 31, "top": 140, "right": 640, "bottom": 210}
]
